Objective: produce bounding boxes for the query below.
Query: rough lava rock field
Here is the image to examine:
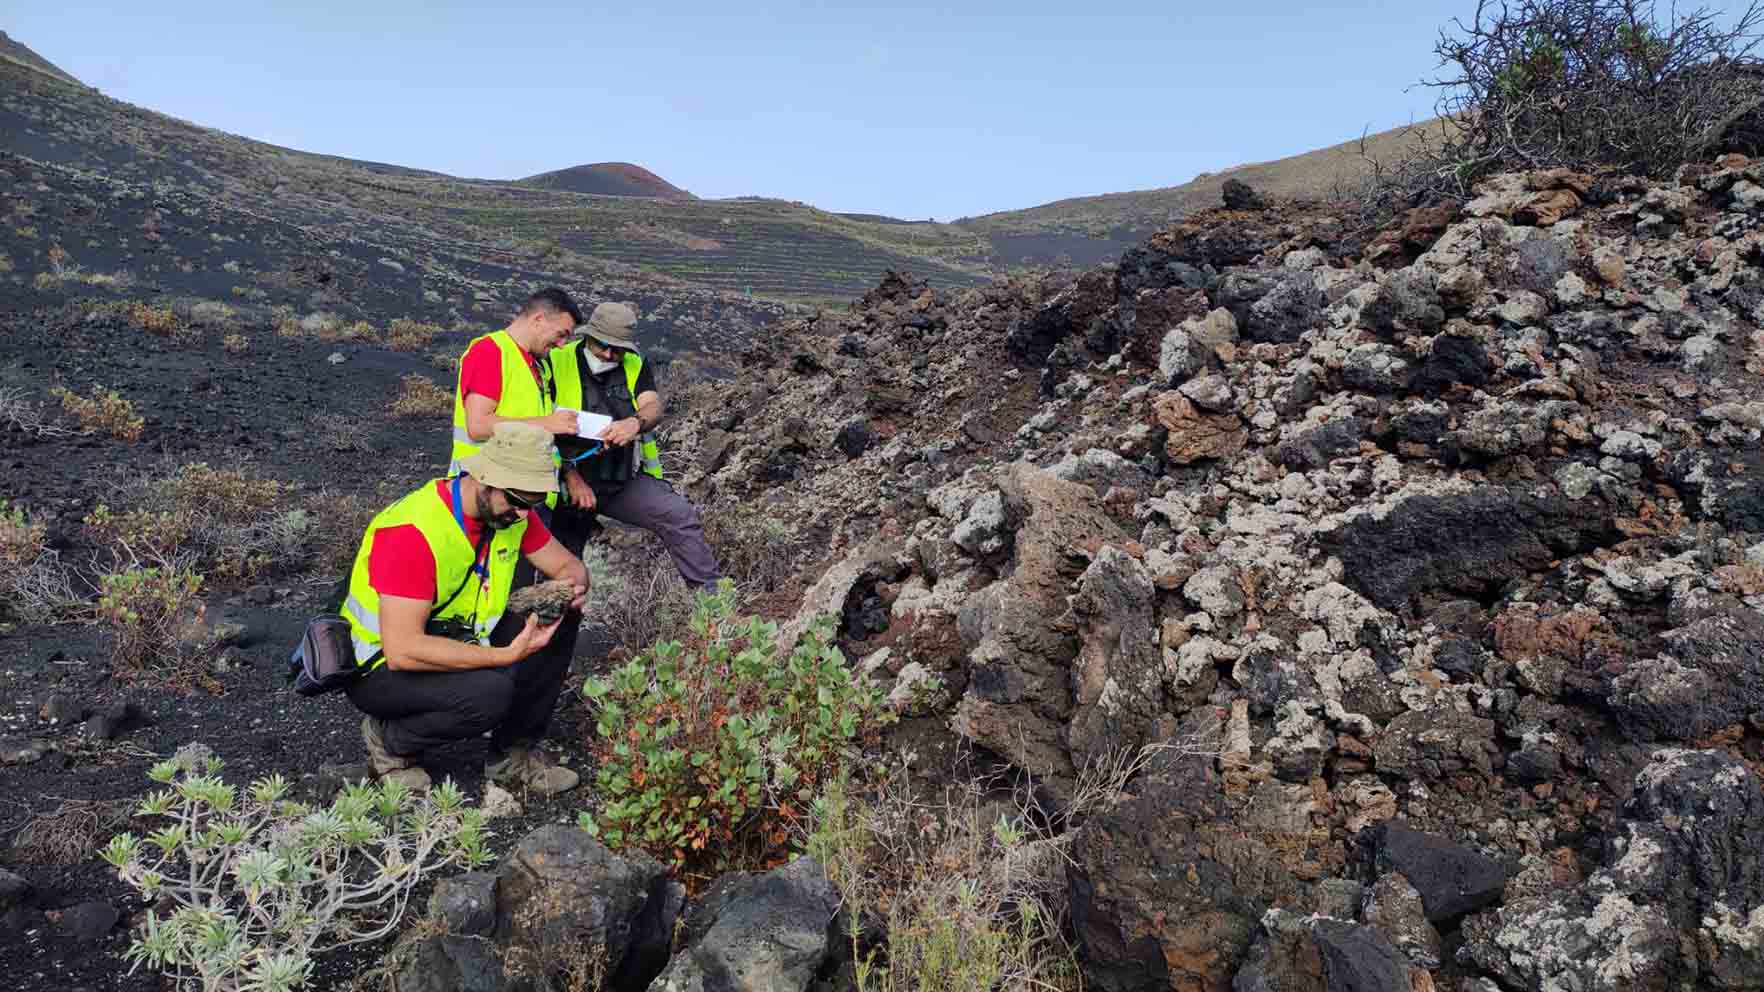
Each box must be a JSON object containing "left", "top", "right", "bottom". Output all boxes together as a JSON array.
[{"left": 6, "top": 47, "right": 1764, "bottom": 992}]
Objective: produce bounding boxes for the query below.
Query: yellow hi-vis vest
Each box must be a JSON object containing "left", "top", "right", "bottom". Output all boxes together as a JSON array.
[
  {"left": 449, "top": 329, "right": 553, "bottom": 475},
  {"left": 341, "top": 479, "right": 527, "bottom": 669},
  {"left": 450, "top": 329, "right": 559, "bottom": 508},
  {"left": 549, "top": 342, "right": 664, "bottom": 480}
]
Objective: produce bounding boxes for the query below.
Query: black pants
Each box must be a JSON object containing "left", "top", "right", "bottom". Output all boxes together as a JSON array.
[{"left": 346, "top": 608, "right": 577, "bottom": 757}]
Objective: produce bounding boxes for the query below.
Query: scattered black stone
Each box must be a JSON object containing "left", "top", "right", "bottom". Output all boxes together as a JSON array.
[
  {"left": 1366, "top": 821, "right": 1507, "bottom": 923},
  {"left": 84, "top": 700, "right": 145, "bottom": 740},
  {"left": 834, "top": 420, "right": 873, "bottom": 459},
  {"left": 56, "top": 901, "right": 119, "bottom": 944},
  {"left": 39, "top": 692, "right": 88, "bottom": 726}
]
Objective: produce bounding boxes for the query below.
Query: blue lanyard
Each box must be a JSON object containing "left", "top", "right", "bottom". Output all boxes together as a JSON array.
[
  {"left": 564, "top": 440, "right": 604, "bottom": 464},
  {"left": 449, "top": 476, "right": 490, "bottom": 581}
]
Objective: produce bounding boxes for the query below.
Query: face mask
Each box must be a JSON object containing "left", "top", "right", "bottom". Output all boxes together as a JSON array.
[{"left": 585, "top": 353, "right": 619, "bottom": 375}]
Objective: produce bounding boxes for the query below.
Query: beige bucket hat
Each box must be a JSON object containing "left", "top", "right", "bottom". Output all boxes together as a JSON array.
[
  {"left": 459, "top": 422, "right": 558, "bottom": 493},
  {"left": 582, "top": 301, "right": 640, "bottom": 350}
]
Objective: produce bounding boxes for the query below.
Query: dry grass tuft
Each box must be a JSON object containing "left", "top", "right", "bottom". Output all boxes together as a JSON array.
[
  {"left": 126, "top": 301, "right": 179, "bottom": 336},
  {"left": 386, "top": 318, "right": 444, "bottom": 351},
  {"left": 389, "top": 374, "right": 453, "bottom": 417}
]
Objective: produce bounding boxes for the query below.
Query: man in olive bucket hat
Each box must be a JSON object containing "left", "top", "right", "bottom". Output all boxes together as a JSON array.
[
  {"left": 548, "top": 301, "right": 722, "bottom": 590},
  {"left": 341, "top": 422, "right": 589, "bottom": 794}
]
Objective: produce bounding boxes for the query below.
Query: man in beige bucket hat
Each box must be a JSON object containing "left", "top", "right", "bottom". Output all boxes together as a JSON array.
[
  {"left": 340, "top": 422, "right": 589, "bottom": 794},
  {"left": 549, "top": 301, "right": 722, "bottom": 598}
]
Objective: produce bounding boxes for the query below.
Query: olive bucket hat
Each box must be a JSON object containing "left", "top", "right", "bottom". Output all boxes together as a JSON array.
[
  {"left": 458, "top": 422, "right": 559, "bottom": 493},
  {"left": 581, "top": 301, "right": 640, "bottom": 350}
]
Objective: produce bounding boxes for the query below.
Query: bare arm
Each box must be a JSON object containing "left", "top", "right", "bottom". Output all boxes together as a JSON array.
[
  {"left": 634, "top": 390, "right": 664, "bottom": 431},
  {"left": 463, "top": 393, "right": 579, "bottom": 443},
  {"left": 378, "top": 593, "right": 556, "bottom": 672}
]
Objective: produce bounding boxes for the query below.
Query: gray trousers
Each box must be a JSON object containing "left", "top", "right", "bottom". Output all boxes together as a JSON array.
[{"left": 582, "top": 475, "right": 722, "bottom": 590}]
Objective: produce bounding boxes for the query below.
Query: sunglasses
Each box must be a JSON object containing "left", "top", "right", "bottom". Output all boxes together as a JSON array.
[{"left": 500, "top": 488, "right": 545, "bottom": 510}]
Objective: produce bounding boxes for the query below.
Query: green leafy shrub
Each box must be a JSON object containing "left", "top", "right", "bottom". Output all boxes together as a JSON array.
[
  {"left": 104, "top": 754, "right": 490, "bottom": 991},
  {"left": 85, "top": 463, "right": 305, "bottom": 584},
  {"left": 54, "top": 384, "right": 145, "bottom": 441},
  {"left": 98, "top": 566, "right": 205, "bottom": 670},
  {"left": 579, "top": 584, "right": 893, "bottom": 874}
]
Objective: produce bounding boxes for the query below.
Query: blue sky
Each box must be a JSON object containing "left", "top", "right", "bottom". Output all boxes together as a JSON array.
[{"left": 14, "top": 1, "right": 1470, "bottom": 219}]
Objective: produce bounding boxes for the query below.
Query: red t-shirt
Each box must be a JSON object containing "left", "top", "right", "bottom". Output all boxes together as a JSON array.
[
  {"left": 368, "top": 480, "right": 551, "bottom": 601},
  {"left": 458, "top": 336, "right": 543, "bottom": 404}
]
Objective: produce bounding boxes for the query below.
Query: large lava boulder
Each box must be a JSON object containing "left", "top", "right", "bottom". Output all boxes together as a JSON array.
[{"left": 651, "top": 857, "right": 840, "bottom": 992}]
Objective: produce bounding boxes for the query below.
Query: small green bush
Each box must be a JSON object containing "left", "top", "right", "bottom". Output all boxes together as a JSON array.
[
  {"left": 98, "top": 566, "right": 205, "bottom": 671},
  {"left": 104, "top": 755, "right": 490, "bottom": 992},
  {"left": 580, "top": 584, "right": 892, "bottom": 873}
]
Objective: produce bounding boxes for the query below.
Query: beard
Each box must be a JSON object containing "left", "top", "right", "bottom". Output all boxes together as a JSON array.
[{"left": 475, "top": 487, "right": 522, "bottom": 530}]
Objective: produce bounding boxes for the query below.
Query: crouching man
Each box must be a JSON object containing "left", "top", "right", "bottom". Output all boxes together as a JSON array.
[{"left": 341, "top": 422, "right": 588, "bottom": 795}]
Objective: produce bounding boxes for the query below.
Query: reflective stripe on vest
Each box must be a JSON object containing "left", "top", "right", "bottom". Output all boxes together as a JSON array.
[
  {"left": 449, "top": 330, "right": 552, "bottom": 475},
  {"left": 342, "top": 479, "right": 527, "bottom": 669},
  {"left": 548, "top": 342, "right": 664, "bottom": 481}
]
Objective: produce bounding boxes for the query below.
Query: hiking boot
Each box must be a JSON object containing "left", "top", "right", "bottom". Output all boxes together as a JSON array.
[
  {"left": 361, "top": 716, "right": 431, "bottom": 791},
  {"left": 486, "top": 743, "right": 579, "bottom": 796}
]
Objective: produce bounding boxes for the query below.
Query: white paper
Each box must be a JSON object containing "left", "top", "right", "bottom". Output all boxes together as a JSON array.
[{"left": 575, "top": 411, "right": 613, "bottom": 439}]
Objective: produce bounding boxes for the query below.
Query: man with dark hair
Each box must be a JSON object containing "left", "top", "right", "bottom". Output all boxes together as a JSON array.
[
  {"left": 549, "top": 301, "right": 721, "bottom": 589},
  {"left": 343, "top": 422, "right": 589, "bottom": 794},
  {"left": 450, "top": 288, "right": 584, "bottom": 479}
]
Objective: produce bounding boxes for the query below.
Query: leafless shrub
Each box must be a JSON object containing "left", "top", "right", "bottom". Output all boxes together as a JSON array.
[
  {"left": 807, "top": 736, "right": 1222, "bottom": 991},
  {"left": 1365, "top": 0, "right": 1764, "bottom": 214},
  {"left": 581, "top": 541, "right": 695, "bottom": 656},
  {"left": 700, "top": 500, "right": 805, "bottom": 598},
  {"left": 0, "top": 500, "right": 82, "bottom": 622},
  {"left": 309, "top": 412, "right": 380, "bottom": 453},
  {"left": 8, "top": 797, "right": 130, "bottom": 864},
  {"left": 501, "top": 888, "right": 610, "bottom": 992},
  {"left": 0, "top": 386, "right": 75, "bottom": 438}
]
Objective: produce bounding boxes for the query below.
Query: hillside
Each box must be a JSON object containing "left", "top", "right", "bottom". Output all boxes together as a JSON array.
[
  {"left": 6, "top": 151, "right": 1764, "bottom": 990},
  {"left": 959, "top": 118, "right": 1450, "bottom": 266},
  {"left": 516, "top": 161, "right": 696, "bottom": 199},
  {"left": 0, "top": 59, "right": 994, "bottom": 305},
  {"left": 0, "top": 51, "right": 1456, "bottom": 303},
  {"left": 0, "top": 30, "right": 81, "bottom": 86}
]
